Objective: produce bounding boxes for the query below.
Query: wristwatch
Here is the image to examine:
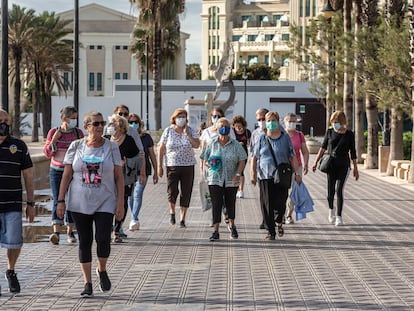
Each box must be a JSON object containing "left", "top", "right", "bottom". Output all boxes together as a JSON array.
[
  {"left": 26, "top": 201, "right": 34, "bottom": 206},
  {"left": 235, "top": 173, "right": 241, "bottom": 177}
]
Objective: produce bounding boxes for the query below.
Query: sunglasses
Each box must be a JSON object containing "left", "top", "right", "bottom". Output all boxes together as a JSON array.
[
  {"left": 256, "top": 118, "right": 265, "bottom": 121},
  {"left": 87, "top": 121, "right": 106, "bottom": 127},
  {"left": 212, "top": 115, "right": 222, "bottom": 118},
  {"left": 128, "top": 120, "right": 139, "bottom": 124},
  {"left": 118, "top": 112, "right": 129, "bottom": 117}
]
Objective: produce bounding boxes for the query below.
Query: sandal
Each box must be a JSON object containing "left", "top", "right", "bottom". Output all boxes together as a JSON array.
[{"left": 277, "top": 225, "right": 284, "bottom": 237}]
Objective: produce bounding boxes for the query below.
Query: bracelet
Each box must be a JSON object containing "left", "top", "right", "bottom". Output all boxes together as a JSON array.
[
  {"left": 57, "top": 199, "right": 65, "bottom": 203},
  {"left": 26, "top": 201, "right": 34, "bottom": 206},
  {"left": 235, "top": 173, "right": 241, "bottom": 177}
]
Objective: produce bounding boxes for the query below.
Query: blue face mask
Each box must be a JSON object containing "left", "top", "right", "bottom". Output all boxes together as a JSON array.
[
  {"left": 266, "top": 121, "right": 278, "bottom": 132},
  {"left": 218, "top": 125, "right": 230, "bottom": 136},
  {"left": 333, "top": 123, "right": 342, "bottom": 131},
  {"left": 129, "top": 123, "right": 139, "bottom": 130}
]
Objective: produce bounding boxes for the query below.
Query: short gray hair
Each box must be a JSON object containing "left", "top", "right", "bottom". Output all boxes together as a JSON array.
[{"left": 60, "top": 106, "right": 77, "bottom": 118}]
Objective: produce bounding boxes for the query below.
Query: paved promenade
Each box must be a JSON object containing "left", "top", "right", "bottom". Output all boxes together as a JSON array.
[{"left": 1, "top": 143, "right": 414, "bottom": 310}]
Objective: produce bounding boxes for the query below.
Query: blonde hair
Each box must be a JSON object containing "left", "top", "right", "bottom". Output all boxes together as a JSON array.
[
  {"left": 265, "top": 111, "right": 280, "bottom": 121},
  {"left": 330, "top": 111, "right": 347, "bottom": 126},
  {"left": 109, "top": 114, "right": 128, "bottom": 134},
  {"left": 170, "top": 108, "right": 187, "bottom": 124},
  {"left": 216, "top": 117, "right": 230, "bottom": 128}
]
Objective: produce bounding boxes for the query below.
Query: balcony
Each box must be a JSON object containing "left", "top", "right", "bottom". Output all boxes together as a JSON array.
[{"left": 232, "top": 40, "right": 290, "bottom": 53}]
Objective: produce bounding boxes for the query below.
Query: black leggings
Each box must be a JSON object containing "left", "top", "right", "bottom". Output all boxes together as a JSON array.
[
  {"left": 71, "top": 211, "right": 113, "bottom": 263},
  {"left": 209, "top": 185, "right": 238, "bottom": 224},
  {"left": 327, "top": 166, "right": 350, "bottom": 216},
  {"left": 114, "top": 186, "right": 130, "bottom": 233}
]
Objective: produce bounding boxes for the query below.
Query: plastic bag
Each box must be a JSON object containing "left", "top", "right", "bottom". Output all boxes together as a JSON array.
[{"left": 199, "top": 179, "right": 212, "bottom": 212}]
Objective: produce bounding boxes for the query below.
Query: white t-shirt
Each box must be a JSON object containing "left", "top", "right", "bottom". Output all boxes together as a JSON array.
[
  {"left": 64, "top": 139, "right": 122, "bottom": 215},
  {"left": 200, "top": 126, "right": 235, "bottom": 144}
]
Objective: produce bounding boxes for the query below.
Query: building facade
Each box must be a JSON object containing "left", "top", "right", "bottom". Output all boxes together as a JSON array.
[
  {"left": 57, "top": 3, "right": 188, "bottom": 98},
  {"left": 201, "top": 0, "right": 324, "bottom": 80}
]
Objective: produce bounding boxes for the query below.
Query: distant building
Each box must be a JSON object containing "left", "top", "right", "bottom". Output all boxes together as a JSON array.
[
  {"left": 57, "top": 3, "right": 189, "bottom": 97},
  {"left": 201, "top": 0, "right": 324, "bottom": 81}
]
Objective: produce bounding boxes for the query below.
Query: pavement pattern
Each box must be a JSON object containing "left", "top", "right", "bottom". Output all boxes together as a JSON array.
[{"left": 1, "top": 146, "right": 414, "bottom": 310}]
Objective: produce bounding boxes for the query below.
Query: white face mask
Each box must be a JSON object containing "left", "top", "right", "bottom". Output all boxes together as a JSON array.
[
  {"left": 211, "top": 116, "right": 219, "bottom": 125},
  {"left": 176, "top": 117, "right": 186, "bottom": 127},
  {"left": 257, "top": 121, "right": 266, "bottom": 130},
  {"left": 68, "top": 119, "right": 77, "bottom": 129},
  {"left": 286, "top": 122, "right": 296, "bottom": 130},
  {"left": 106, "top": 126, "right": 116, "bottom": 136}
]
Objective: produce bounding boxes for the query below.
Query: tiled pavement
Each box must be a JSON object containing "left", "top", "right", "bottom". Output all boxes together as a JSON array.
[{"left": 1, "top": 145, "right": 414, "bottom": 310}]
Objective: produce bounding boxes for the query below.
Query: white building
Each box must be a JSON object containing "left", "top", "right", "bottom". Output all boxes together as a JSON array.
[{"left": 201, "top": 0, "right": 325, "bottom": 80}]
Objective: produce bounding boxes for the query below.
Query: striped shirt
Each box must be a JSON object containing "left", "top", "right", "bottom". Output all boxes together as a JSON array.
[{"left": 0, "top": 136, "right": 33, "bottom": 212}]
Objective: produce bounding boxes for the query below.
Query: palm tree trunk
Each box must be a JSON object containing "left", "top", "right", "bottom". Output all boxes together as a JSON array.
[
  {"left": 153, "top": 18, "right": 162, "bottom": 130},
  {"left": 32, "top": 61, "right": 40, "bottom": 142},
  {"left": 386, "top": 107, "right": 404, "bottom": 175},
  {"left": 343, "top": 0, "right": 353, "bottom": 130},
  {"left": 41, "top": 72, "right": 52, "bottom": 138},
  {"left": 365, "top": 94, "right": 378, "bottom": 169},
  {"left": 13, "top": 57, "right": 21, "bottom": 137},
  {"left": 408, "top": 0, "right": 414, "bottom": 182}
]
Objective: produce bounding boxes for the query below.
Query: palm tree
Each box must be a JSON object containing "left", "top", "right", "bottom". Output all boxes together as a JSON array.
[
  {"left": 8, "top": 4, "right": 36, "bottom": 137},
  {"left": 130, "top": 0, "right": 185, "bottom": 130},
  {"left": 408, "top": 0, "right": 414, "bottom": 182}
]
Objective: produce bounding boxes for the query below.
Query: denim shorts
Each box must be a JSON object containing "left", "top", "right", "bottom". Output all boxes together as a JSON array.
[{"left": 0, "top": 211, "right": 23, "bottom": 249}]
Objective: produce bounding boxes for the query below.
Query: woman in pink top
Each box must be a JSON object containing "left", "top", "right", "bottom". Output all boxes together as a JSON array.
[
  {"left": 284, "top": 113, "right": 309, "bottom": 224},
  {"left": 43, "top": 106, "right": 84, "bottom": 245}
]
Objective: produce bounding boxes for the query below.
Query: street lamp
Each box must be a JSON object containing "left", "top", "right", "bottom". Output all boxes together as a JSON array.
[
  {"left": 242, "top": 64, "right": 248, "bottom": 118},
  {"left": 145, "top": 36, "right": 149, "bottom": 130},
  {"left": 74, "top": 0, "right": 79, "bottom": 123},
  {"left": 1, "top": 0, "right": 8, "bottom": 112}
]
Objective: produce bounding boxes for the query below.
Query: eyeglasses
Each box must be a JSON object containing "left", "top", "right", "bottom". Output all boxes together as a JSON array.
[
  {"left": 256, "top": 118, "right": 265, "bottom": 121},
  {"left": 212, "top": 115, "right": 222, "bottom": 118},
  {"left": 87, "top": 121, "right": 106, "bottom": 127},
  {"left": 118, "top": 112, "right": 129, "bottom": 117},
  {"left": 128, "top": 120, "right": 139, "bottom": 124}
]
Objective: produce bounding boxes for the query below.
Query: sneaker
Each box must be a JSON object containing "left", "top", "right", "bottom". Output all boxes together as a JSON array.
[
  {"left": 119, "top": 228, "right": 127, "bottom": 238},
  {"left": 265, "top": 233, "right": 275, "bottom": 240},
  {"left": 179, "top": 220, "right": 186, "bottom": 228},
  {"left": 259, "top": 223, "right": 265, "bottom": 230},
  {"left": 67, "top": 232, "right": 77, "bottom": 244},
  {"left": 5, "top": 270, "right": 20, "bottom": 293},
  {"left": 277, "top": 225, "right": 284, "bottom": 237},
  {"left": 129, "top": 220, "right": 140, "bottom": 231},
  {"left": 286, "top": 216, "right": 294, "bottom": 224},
  {"left": 113, "top": 234, "right": 123, "bottom": 243},
  {"left": 224, "top": 217, "right": 229, "bottom": 224},
  {"left": 170, "top": 214, "right": 176, "bottom": 225},
  {"left": 80, "top": 282, "right": 93, "bottom": 297},
  {"left": 209, "top": 231, "right": 220, "bottom": 241},
  {"left": 49, "top": 232, "right": 60, "bottom": 245},
  {"left": 328, "top": 209, "right": 335, "bottom": 224},
  {"left": 96, "top": 268, "right": 111, "bottom": 292},
  {"left": 335, "top": 216, "right": 343, "bottom": 226},
  {"left": 229, "top": 226, "right": 238, "bottom": 239},
  {"left": 236, "top": 190, "right": 244, "bottom": 198}
]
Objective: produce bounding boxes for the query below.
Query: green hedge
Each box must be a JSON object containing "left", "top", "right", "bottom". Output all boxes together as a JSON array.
[{"left": 364, "top": 131, "right": 412, "bottom": 160}]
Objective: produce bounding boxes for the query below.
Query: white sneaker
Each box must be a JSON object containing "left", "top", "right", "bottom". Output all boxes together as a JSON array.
[
  {"left": 286, "top": 216, "right": 294, "bottom": 224},
  {"left": 129, "top": 220, "right": 140, "bottom": 231},
  {"left": 335, "top": 216, "right": 343, "bottom": 226},
  {"left": 328, "top": 209, "right": 335, "bottom": 224},
  {"left": 236, "top": 190, "right": 244, "bottom": 198}
]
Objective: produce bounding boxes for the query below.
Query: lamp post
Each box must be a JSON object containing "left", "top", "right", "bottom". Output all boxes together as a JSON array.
[
  {"left": 1, "top": 0, "right": 8, "bottom": 112},
  {"left": 74, "top": 0, "right": 79, "bottom": 123},
  {"left": 145, "top": 36, "right": 149, "bottom": 130},
  {"left": 140, "top": 63, "right": 143, "bottom": 118},
  {"left": 242, "top": 64, "right": 248, "bottom": 118}
]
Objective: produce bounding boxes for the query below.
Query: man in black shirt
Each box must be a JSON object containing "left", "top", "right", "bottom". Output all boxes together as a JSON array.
[{"left": 0, "top": 109, "right": 35, "bottom": 293}]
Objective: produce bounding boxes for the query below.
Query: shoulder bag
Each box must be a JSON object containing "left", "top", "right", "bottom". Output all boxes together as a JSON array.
[
  {"left": 266, "top": 136, "right": 292, "bottom": 189},
  {"left": 318, "top": 131, "right": 346, "bottom": 173}
]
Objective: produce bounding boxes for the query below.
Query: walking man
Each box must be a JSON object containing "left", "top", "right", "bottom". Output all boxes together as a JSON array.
[{"left": 0, "top": 109, "right": 35, "bottom": 293}]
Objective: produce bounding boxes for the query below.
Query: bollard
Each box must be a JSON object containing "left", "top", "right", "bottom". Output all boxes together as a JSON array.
[{"left": 310, "top": 126, "right": 314, "bottom": 137}]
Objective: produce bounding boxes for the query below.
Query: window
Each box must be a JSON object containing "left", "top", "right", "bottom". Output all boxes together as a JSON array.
[
  {"left": 89, "top": 45, "right": 95, "bottom": 50},
  {"left": 97, "top": 45, "right": 103, "bottom": 50},
  {"left": 265, "top": 34, "right": 274, "bottom": 41},
  {"left": 212, "top": 36, "right": 216, "bottom": 49},
  {"left": 123, "top": 46, "right": 128, "bottom": 50},
  {"left": 281, "top": 34, "right": 290, "bottom": 41},
  {"left": 89, "top": 73, "right": 94, "bottom": 91},
  {"left": 273, "top": 15, "right": 282, "bottom": 24},
  {"left": 115, "top": 73, "right": 121, "bottom": 80},
  {"left": 115, "top": 46, "right": 121, "bottom": 50},
  {"left": 305, "top": 0, "right": 311, "bottom": 16},
  {"left": 122, "top": 73, "right": 128, "bottom": 80},
  {"left": 241, "top": 15, "right": 251, "bottom": 22},
  {"left": 208, "top": 6, "right": 220, "bottom": 30},
  {"left": 63, "top": 72, "right": 69, "bottom": 91},
  {"left": 232, "top": 35, "right": 241, "bottom": 42},
  {"left": 97, "top": 73, "right": 102, "bottom": 91},
  {"left": 247, "top": 35, "right": 257, "bottom": 42}
]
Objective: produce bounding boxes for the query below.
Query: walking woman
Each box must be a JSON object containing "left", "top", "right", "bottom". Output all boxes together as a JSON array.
[
  {"left": 312, "top": 111, "right": 359, "bottom": 226},
  {"left": 250, "top": 111, "right": 301, "bottom": 240},
  {"left": 57, "top": 111, "right": 124, "bottom": 297},
  {"left": 158, "top": 108, "right": 200, "bottom": 227},
  {"left": 203, "top": 118, "right": 247, "bottom": 241},
  {"left": 43, "top": 106, "right": 84, "bottom": 244}
]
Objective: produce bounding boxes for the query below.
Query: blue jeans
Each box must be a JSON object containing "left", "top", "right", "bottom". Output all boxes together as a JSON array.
[
  {"left": 50, "top": 168, "right": 74, "bottom": 226},
  {"left": 0, "top": 211, "right": 23, "bottom": 248},
  {"left": 128, "top": 178, "right": 148, "bottom": 222}
]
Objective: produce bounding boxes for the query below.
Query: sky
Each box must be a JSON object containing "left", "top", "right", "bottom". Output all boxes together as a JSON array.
[{"left": 9, "top": 0, "right": 202, "bottom": 64}]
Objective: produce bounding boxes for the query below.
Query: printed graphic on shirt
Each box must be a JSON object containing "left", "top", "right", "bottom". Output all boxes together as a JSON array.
[{"left": 81, "top": 154, "right": 103, "bottom": 187}]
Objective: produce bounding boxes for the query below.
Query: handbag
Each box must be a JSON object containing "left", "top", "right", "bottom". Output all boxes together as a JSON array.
[
  {"left": 318, "top": 130, "right": 346, "bottom": 173},
  {"left": 124, "top": 156, "right": 140, "bottom": 185},
  {"left": 266, "top": 137, "right": 293, "bottom": 189}
]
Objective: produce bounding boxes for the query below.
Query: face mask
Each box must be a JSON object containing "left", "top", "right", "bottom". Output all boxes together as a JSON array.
[
  {"left": 68, "top": 119, "right": 77, "bottom": 129},
  {"left": 266, "top": 121, "right": 278, "bottom": 132},
  {"left": 106, "top": 126, "right": 116, "bottom": 136},
  {"left": 218, "top": 125, "right": 230, "bottom": 136},
  {"left": 333, "top": 123, "right": 342, "bottom": 132},
  {"left": 211, "top": 116, "right": 219, "bottom": 125},
  {"left": 0, "top": 122, "right": 10, "bottom": 136},
  {"left": 286, "top": 122, "right": 296, "bottom": 130},
  {"left": 129, "top": 123, "right": 139, "bottom": 130},
  {"left": 257, "top": 121, "right": 266, "bottom": 130},
  {"left": 175, "top": 117, "right": 186, "bottom": 127}
]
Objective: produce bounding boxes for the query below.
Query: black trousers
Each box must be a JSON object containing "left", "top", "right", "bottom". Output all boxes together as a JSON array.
[
  {"left": 259, "top": 179, "right": 288, "bottom": 235},
  {"left": 71, "top": 211, "right": 113, "bottom": 263},
  {"left": 209, "top": 185, "right": 238, "bottom": 225},
  {"left": 327, "top": 165, "right": 350, "bottom": 216}
]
